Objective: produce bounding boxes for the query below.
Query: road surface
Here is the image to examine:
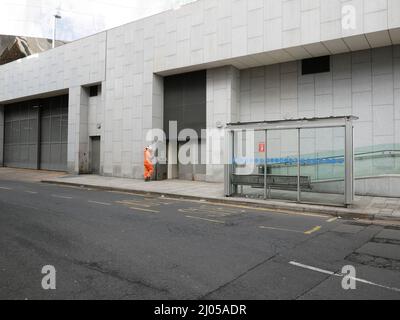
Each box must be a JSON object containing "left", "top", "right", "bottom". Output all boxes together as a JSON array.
[{"left": 0, "top": 178, "right": 400, "bottom": 300}]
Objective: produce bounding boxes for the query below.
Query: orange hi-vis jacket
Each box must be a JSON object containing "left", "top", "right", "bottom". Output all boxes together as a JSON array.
[{"left": 144, "top": 148, "right": 154, "bottom": 179}]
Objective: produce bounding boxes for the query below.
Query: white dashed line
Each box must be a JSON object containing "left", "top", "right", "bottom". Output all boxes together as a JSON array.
[
  {"left": 25, "top": 191, "right": 38, "bottom": 194},
  {"left": 185, "top": 216, "right": 225, "bottom": 224},
  {"left": 129, "top": 207, "right": 160, "bottom": 213},
  {"left": 0, "top": 187, "right": 12, "bottom": 190},
  {"left": 88, "top": 200, "right": 111, "bottom": 206},
  {"left": 51, "top": 195, "right": 73, "bottom": 199},
  {"left": 289, "top": 261, "right": 400, "bottom": 293}
]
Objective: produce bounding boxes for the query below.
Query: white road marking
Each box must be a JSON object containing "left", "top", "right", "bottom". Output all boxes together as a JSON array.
[
  {"left": 0, "top": 187, "right": 12, "bottom": 190},
  {"left": 88, "top": 200, "right": 111, "bottom": 206},
  {"left": 289, "top": 261, "right": 400, "bottom": 293},
  {"left": 178, "top": 207, "right": 239, "bottom": 217},
  {"left": 117, "top": 200, "right": 155, "bottom": 208},
  {"left": 185, "top": 215, "right": 225, "bottom": 224},
  {"left": 259, "top": 226, "right": 304, "bottom": 234},
  {"left": 129, "top": 207, "right": 159, "bottom": 213},
  {"left": 51, "top": 195, "right": 73, "bottom": 199},
  {"left": 290, "top": 261, "right": 336, "bottom": 276},
  {"left": 114, "top": 195, "right": 328, "bottom": 220},
  {"left": 25, "top": 191, "right": 38, "bottom": 194},
  {"left": 165, "top": 197, "right": 328, "bottom": 218},
  {"left": 327, "top": 217, "right": 338, "bottom": 223}
]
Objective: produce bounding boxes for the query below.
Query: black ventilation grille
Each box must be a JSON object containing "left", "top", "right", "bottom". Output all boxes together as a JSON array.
[{"left": 302, "top": 56, "right": 330, "bottom": 75}]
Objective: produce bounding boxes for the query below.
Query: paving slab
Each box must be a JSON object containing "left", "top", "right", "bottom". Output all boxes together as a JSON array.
[{"left": 0, "top": 167, "right": 66, "bottom": 182}]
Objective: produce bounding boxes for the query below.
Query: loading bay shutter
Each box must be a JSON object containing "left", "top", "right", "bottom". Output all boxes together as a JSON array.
[
  {"left": 40, "top": 96, "right": 68, "bottom": 171},
  {"left": 4, "top": 102, "right": 39, "bottom": 169},
  {"left": 3, "top": 95, "right": 68, "bottom": 171}
]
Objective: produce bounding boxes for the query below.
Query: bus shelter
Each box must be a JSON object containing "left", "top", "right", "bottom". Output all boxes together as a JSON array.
[{"left": 224, "top": 116, "right": 358, "bottom": 207}]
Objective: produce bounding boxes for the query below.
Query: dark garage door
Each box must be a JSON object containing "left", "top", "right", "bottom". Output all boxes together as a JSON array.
[
  {"left": 40, "top": 96, "right": 68, "bottom": 171},
  {"left": 164, "top": 70, "right": 206, "bottom": 181},
  {"left": 4, "top": 102, "right": 39, "bottom": 169},
  {"left": 164, "top": 70, "right": 206, "bottom": 137},
  {"left": 3, "top": 95, "right": 68, "bottom": 171}
]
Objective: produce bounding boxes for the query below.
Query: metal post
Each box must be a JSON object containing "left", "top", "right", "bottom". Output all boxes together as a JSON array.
[
  {"left": 297, "top": 128, "right": 301, "bottom": 202},
  {"left": 52, "top": 16, "right": 57, "bottom": 49},
  {"left": 264, "top": 130, "right": 268, "bottom": 200},
  {"left": 224, "top": 130, "right": 234, "bottom": 197},
  {"left": 232, "top": 130, "right": 237, "bottom": 195},
  {"left": 52, "top": 14, "right": 61, "bottom": 49},
  {"left": 345, "top": 120, "right": 354, "bottom": 206}
]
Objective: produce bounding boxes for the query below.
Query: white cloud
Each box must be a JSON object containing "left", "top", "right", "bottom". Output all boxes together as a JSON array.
[{"left": 0, "top": 0, "right": 196, "bottom": 41}]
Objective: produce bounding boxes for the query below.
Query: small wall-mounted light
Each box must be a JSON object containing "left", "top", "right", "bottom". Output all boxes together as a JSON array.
[{"left": 97, "top": 123, "right": 102, "bottom": 130}]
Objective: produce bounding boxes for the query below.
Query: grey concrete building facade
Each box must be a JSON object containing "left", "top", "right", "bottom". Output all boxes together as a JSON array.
[{"left": 0, "top": 0, "right": 399, "bottom": 197}]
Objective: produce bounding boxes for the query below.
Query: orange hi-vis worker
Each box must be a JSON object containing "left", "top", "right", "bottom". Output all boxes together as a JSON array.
[{"left": 144, "top": 146, "right": 154, "bottom": 182}]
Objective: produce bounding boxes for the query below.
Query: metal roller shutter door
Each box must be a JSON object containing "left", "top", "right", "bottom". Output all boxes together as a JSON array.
[
  {"left": 40, "top": 95, "right": 68, "bottom": 171},
  {"left": 3, "top": 102, "right": 39, "bottom": 169},
  {"left": 3, "top": 95, "right": 68, "bottom": 171}
]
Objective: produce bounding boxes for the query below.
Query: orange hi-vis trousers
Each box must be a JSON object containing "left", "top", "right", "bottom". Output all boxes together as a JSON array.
[{"left": 144, "top": 149, "right": 154, "bottom": 179}]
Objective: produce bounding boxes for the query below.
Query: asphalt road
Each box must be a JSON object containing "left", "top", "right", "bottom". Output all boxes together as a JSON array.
[{"left": 0, "top": 178, "right": 400, "bottom": 300}]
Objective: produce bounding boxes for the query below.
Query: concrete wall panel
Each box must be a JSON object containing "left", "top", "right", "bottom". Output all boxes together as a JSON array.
[{"left": 239, "top": 46, "right": 400, "bottom": 180}]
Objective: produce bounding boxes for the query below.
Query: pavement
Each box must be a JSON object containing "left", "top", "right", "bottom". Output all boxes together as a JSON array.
[
  {"left": 0, "top": 170, "right": 400, "bottom": 300},
  {"left": 40, "top": 172, "right": 400, "bottom": 222},
  {"left": 0, "top": 167, "right": 66, "bottom": 182}
]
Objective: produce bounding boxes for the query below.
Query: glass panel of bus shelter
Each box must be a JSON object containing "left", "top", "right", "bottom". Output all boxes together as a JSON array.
[
  {"left": 265, "top": 129, "right": 299, "bottom": 202},
  {"left": 232, "top": 129, "right": 266, "bottom": 199},
  {"left": 299, "top": 127, "right": 345, "bottom": 206}
]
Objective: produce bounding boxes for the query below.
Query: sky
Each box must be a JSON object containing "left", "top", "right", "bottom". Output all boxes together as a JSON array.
[{"left": 0, "top": 0, "right": 196, "bottom": 41}]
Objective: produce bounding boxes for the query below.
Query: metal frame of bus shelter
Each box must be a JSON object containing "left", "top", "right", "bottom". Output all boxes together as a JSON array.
[{"left": 224, "top": 116, "right": 358, "bottom": 207}]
